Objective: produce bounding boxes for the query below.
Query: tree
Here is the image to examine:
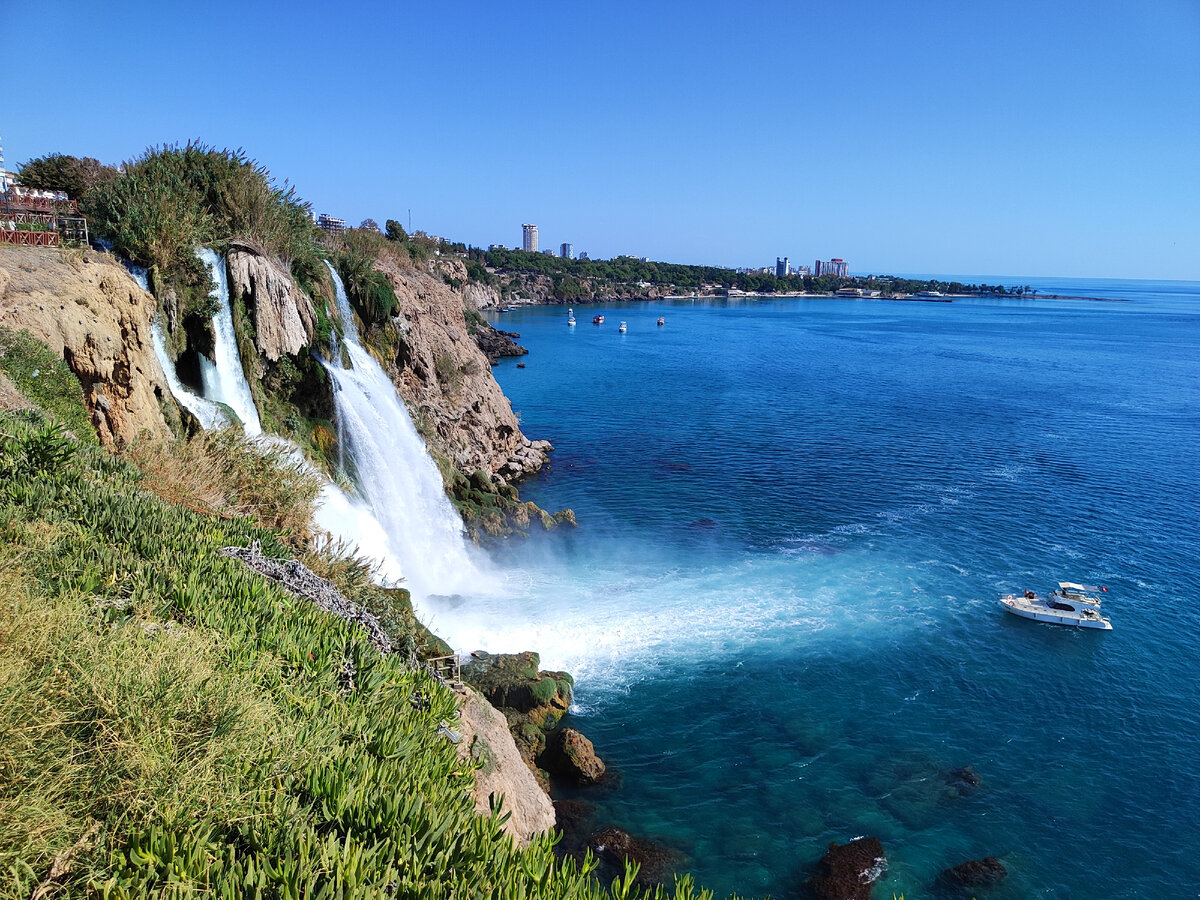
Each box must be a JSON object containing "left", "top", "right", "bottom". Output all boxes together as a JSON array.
[
  {"left": 17, "top": 153, "right": 119, "bottom": 201},
  {"left": 360, "top": 218, "right": 380, "bottom": 232},
  {"left": 385, "top": 219, "right": 407, "bottom": 242}
]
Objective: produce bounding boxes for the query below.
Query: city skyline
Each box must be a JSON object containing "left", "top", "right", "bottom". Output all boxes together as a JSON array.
[{"left": 4, "top": 0, "right": 1199, "bottom": 280}]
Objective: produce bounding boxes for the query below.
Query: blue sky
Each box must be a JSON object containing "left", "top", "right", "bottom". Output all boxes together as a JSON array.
[{"left": 5, "top": 0, "right": 1198, "bottom": 279}]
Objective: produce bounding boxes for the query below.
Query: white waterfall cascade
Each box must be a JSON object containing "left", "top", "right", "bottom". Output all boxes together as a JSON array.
[
  {"left": 195, "top": 248, "right": 262, "bottom": 436},
  {"left": 130, "top": 265, "right": 230, "bottom": 430},
  {"left": 320, "top": 261, "right": 487, "bottom": 602}
]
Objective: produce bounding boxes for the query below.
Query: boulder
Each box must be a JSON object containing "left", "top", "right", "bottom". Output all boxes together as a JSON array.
[
  {"left": 472, "top": 323, "right": 528, "bottom": 362},
  {"left": 539, "top": 728, "right": 606, "bottom": 785},
  {"left": 808, "top": 837, "right": 886, "bottom": 900},
  {"left": 937, "top": 857, "right": 1007, "bottom": 892},
  {"left": 461, "top": 651, "right": 573, "bottom": 720}
]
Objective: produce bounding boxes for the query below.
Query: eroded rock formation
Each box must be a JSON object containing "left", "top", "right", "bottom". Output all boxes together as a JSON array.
[
  {"left": 0, "top": 246, "right": 170, "bottom": 445},
  {"left": 226, "top": 241, "right": 315, "bottom": 361}
]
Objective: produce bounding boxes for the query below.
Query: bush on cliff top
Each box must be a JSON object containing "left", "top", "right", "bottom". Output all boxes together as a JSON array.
[
  {"left": 0, "top": 409, "right": 740, "bottom": 900},
  {"left": 86, "top": 142, "right": 321, "bottom": 275}
]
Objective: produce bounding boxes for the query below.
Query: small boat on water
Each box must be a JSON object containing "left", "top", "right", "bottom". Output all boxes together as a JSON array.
[
  {"left": 567, "top": 315, "right": 576, "bottom": 326},
  {"left": 593, "top": 315, "right": 605, "bottom": 325},
  {"left": 999, "top": 582, "right": 1112, "bottom": 630},
  {"left": 657, "top": 316, "right": 665, "bottom": 326},
  {"left": 618, "top": 321, "right": 627, "bottom": 333}
]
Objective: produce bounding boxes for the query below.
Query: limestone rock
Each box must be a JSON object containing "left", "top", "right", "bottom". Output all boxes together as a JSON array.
[
  {"left": 455, "top": 686, "right": 555, "bottom": 845},
  {"left": 226, "top": 242, "right": 315, "bottom": 361},
  {"left": 374, "top": 257, "right": 544, "bottom": 479},
  {"left": 0, "top": 246, "right": 171, "bottom": 445},
  {"left": 539, "top": 727, "right": 606, "bottom": 785},
  {"left": 808, "top": 836, "right": 886, "bottom": 900}
]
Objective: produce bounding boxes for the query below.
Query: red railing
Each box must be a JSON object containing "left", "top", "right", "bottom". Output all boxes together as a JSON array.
[
  {"left": 0, "top": 229, "right": 60, "bottom": 246},
  {"left": 0, "top": 192, "right": 78, "bottom": 215}
]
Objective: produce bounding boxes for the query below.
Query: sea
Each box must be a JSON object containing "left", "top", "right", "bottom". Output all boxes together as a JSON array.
[{"left": 425, "top": 278, "right": 1200, "bottom": 899}]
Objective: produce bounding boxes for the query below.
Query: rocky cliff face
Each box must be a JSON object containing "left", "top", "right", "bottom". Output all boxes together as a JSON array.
[
  {"left": 0, "top": 246, "right": 170, "bottom": 445},
  {"left": 227, "top": 241, "right": 316, "bottom": 361},
  {"left": 374, "top": 257, "right": 549, "bottom": 482}
]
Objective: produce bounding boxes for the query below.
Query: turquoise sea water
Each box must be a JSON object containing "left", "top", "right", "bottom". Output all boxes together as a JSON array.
[{"left": 465, "top": 282, "right": 1199, "bottom": 898}]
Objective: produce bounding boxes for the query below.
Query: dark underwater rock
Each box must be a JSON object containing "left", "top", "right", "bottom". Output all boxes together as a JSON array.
[
  {"left": 947, "top": 765, "right": 982, "bottom": 796},
  {"left": 807, "top": 836, "right": 886, "bottom": 900},
  {"left": 937, "top": 856, "right": 1007, "bottom": 892},
  {"left": 539, "top": 727, "right": 606, "bottom": 785},
  {"left": 588, "top": 826, "right": 679, "bottom": 883}
]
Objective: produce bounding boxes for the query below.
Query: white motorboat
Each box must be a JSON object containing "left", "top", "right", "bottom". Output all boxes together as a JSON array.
[
  {"left": 999, "top": 582, "right": 1112, "bottom": 630},
  {"left": 618, "top": 321, "right": 627, "bottom": 333},
  {"left": 567, "top": 315, "right": 576, "bottom": 326}
]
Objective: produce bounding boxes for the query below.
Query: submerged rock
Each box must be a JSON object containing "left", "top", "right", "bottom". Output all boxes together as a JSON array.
[
  {"left": 588, "top": 827, "right": 679, "bottom": 884},
  {"left": 936, "top": 856, "right": 1007, "bottom": 892},
  {"left": 947, "top": 765, "right": 983, "bottom": 796},
  {"left": 807, "top": 836, "right": 886, "bottom": 900}
]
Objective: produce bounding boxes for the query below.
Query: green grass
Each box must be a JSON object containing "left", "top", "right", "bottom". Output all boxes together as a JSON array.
[
  {"left": 0, "top": 409, "right": 738, "bottom": 900},
  {"left": 0, "top": 328, "right": 95, "bottom": 444}
]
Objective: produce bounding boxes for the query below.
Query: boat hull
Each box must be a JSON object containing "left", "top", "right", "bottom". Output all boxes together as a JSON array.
[{"left": 998, "top": 596, "right": 1112, "bottom": 630}]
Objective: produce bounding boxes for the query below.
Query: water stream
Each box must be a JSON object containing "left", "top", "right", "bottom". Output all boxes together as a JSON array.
[{"left": 195, "top": 248, "right": 261, "bottom": 435}]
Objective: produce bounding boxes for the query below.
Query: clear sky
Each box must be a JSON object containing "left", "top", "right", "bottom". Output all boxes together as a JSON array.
[{"left": 4, "top": 0, "right": 1198, "bottom": 279}]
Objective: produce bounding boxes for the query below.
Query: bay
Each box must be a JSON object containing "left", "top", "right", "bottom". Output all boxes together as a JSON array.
[{"left": 446, "top": 282, "right": 1200, "bottom": 898}]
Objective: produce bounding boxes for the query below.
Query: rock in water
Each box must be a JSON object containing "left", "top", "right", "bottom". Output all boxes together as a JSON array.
[
  {"left": 937, "top": 857, "right": 1007, "bottom": 892},
  {"left": 588, "top": 827, "right": 678, "bottom": 884},
  {"left": 808, "top": 836, "right": 886, "bottom": 900},
  {"left": 539, "top": 727, "right": 606, "bottom": 784}
]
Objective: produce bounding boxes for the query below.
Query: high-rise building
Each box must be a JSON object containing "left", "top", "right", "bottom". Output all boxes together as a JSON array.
[
  {"left": 815, "top": 258, "right": 849, "bottom": 277},
  {"left": 776, "top": 257, "right": 790, "bottom": 278},
  {"left": 579, "top": 251, "right": 589, "bottom": 260},
  {"left": 522, "top": 224, "right": 538, "bottom": 252},
  {"left": 560, "top": 242, "right": 573, "bottom": 259}
]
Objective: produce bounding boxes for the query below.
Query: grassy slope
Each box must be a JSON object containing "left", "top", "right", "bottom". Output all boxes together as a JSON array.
[{"left": 0, "top": 349, "right": 731, "bottom": 899}]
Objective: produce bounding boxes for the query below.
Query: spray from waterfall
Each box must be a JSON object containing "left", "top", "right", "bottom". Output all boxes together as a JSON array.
[
  {"left": 195, "top": 248, "right": 261, "bottom": 435},
  {"left": 320, "top": 260, "right": 486, "bottom": 601}
]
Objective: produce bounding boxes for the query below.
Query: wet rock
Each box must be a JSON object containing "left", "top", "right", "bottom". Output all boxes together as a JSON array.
[
  {"left": 807, "top": 836, "right": 886, "bottom": 900},
  {"left": 937, "top": 857, "right": 1007, "bottom": 892},
  {"left": 472, "top": 322, "right": 528, "bottom": 363},
  {"left": 539, "top": 728, "right": 606, "bottom": 785},
  {"left": 461, "top": 651, "right": 572, "bottom": 720}
]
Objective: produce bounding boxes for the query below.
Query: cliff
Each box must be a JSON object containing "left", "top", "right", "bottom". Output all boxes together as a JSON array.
[
  {"left": 0, "top": 245, "right": 171, "bottom": 445},
  {"left": 373, "top": 256, "right": 550, "bottom": 483}
]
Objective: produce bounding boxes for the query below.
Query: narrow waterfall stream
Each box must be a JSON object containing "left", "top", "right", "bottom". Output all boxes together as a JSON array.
[
  {"left": 130, "top": 264, "right": 229, "bottom": 430},
  {"left": 195, "top": 248, "right": 261, "bottom": 435}
]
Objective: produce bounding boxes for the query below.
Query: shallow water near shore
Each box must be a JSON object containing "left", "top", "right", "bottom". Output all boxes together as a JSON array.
[{"left": 440, "top": 282, "right": 1199, "bottom": 898}]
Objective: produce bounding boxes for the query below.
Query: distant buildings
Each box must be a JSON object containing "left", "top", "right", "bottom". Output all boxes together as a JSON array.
[
  {"left": 796, "top": 265, "right": 812, "bottom": 276},
  {"left": 776, "top": 257, "right": 790, "bottom": 278},
  {"left": 579, "top": 251, "right": 589, "bottom": 260},
  {"left": 522, "top": 224, "right": 538, "bottom": 252},
  {"left": 815, "top": 258, "right": 848, "bottom": 277},
  {"left": 560, "top": 242, "right": 573, "bottom": 259},
  {"left": 316, "top": 214, "right": 346, "bottom": 235}
]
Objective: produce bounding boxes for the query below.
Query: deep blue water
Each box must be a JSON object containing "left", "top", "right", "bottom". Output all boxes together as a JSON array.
[{"left": 452, "top": 283, "right": 1200, "bottom": 898}]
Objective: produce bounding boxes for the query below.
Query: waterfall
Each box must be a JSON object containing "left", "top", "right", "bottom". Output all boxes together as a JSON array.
[
  {"left": 321, "top": 261, "right": 484, "bottom": 601},
  {"left": 129, "top": 265, "right": 230, "bottom": 430},
  {"left": 195, "top": 248, "right": 261, "bottom": 436}
]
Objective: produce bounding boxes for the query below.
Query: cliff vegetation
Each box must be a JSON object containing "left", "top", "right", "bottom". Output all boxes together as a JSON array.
[{"left": 0, "top": 373, "right": 731, "bottom": 898}]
